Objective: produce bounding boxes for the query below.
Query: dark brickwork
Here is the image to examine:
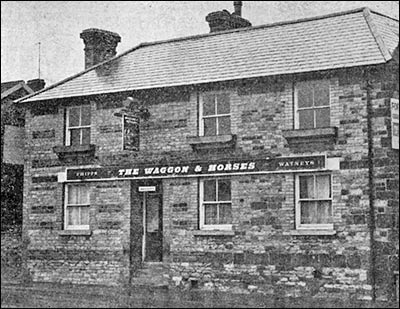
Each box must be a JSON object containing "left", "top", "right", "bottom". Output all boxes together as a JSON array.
[{"left": 21, "top": 65, "right": 399, "bottom": 302}]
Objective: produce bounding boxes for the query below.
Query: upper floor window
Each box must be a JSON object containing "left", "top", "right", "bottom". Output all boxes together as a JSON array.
[
  {"left": 200, "top": 92, "right": 231, "bottom": 136},
  {"left": 295, "top": 80, "right": 330, "bottom": 129},
  {"left": 295, "top": 173, "right": 333, "bottom": 230},
  {"left": 66, "top": 105, "right": 91, "bottom": 146},
  {"left": 199, "top": 178, "right": 232, "bottom": 230},
  {"left": 64, "top": 184, "right": 90, "bottom": 230}
]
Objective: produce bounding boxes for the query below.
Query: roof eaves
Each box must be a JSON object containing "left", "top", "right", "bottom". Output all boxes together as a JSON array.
[
  {"left": 363, "top": 7, "right": 393, "bottom": 62},
  {"left": 20, "top": 60, "right": 389, "bottom": 103}
]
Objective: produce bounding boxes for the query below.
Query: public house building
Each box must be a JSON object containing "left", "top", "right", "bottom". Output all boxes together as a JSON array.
[{"left": 16, "top": 3, "right": 399, "bottom": 302}]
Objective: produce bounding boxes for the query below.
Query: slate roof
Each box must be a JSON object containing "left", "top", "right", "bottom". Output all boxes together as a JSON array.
[{"left": 18, "top": 7, "right": 399, "bottom": 103}]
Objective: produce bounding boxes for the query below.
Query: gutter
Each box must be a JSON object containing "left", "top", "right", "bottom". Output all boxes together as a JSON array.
[{"left": 365, "top": 72, "right": 376, "bottom": 302}]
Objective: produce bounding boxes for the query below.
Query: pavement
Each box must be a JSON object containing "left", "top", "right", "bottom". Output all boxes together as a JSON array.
[
  {"left": 1, "top": 280, "right": 398, "bottom": 308},
  {"left": 1, "top": 280, "right": 275, "bottom": 308}
]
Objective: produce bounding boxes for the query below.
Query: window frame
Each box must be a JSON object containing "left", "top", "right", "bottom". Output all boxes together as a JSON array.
[
  {"left": 295, "top": 173, "right": 333, "bottom": 230},
  {"left": 199, "top": 178, "right": 232, "bottom": 230},
  {"left": 64, "top": 184, "right": 90, "bottom": 230},
  {"left": 65, "top": 105, "right": 91, "bottom": 146},
  {"left": 294, "top": 80, "right": 331, "bottom": 130},
  {"left": 199, "top": 91, "right": 231, "bottom": 136}
]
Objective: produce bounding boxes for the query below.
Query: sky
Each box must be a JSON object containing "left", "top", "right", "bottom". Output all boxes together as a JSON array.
[{"left": 1, "top": 1, "right": 399, "bottom": 87}]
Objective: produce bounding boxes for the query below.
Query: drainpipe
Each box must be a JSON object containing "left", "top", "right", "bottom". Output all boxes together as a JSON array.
[{"left": 365, "top": 73, "right": 376, "bottom": 302}]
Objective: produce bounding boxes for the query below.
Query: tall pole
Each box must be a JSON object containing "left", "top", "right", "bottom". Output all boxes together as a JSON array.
[{"left": 37, "top": 42, "right": 41, "bottom": 79}]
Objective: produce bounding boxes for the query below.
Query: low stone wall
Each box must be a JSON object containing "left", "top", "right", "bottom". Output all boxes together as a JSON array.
[{"left": 168, "top": 261, "right": 372, "bottom": 301}]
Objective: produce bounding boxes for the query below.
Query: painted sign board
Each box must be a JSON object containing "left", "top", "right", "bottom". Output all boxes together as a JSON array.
[
  {"left": 391, "top": 98, "right": 399, "bottom": 150},
  {"left": 66, "top": 155, "right": 326, "bottom": 181},
  {"left": 138, "top": 186, "right": 156, "bottom": 192},
  {"left": 122, "top": 114, "right": 140, "bottom": 151}
]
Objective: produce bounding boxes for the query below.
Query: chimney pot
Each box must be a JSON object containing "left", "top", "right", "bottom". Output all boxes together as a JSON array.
[
  {"left": 205, "top": 2, "right": 251, "bottom": 33},
  {"left": 80, "top": 28, "right": 121, "bottom": 69},
  {"left": 233, "top": 1, "right": 242, "bottom": 16}
]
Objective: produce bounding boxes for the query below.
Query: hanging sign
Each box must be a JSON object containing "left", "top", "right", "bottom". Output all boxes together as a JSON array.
[
  {"left": 122, "top": 114, "right": 140, "bottom": 151},
  {"left": 391, "top": 98, "right": 399, "bottom": 150},
  {"left": 66, "top": 155, "right": 326, "bottom": 181}
]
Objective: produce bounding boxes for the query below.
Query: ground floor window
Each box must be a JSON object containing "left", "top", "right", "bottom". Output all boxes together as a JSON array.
[
  {"left": 295, "top": 173, "right": 333, "bottom": 229},
  {"left": 199, "top": 178, "right": 232, "bottom": 230},
  {"left": 64, "top": 184, "right": 90, "bottom": 230}
]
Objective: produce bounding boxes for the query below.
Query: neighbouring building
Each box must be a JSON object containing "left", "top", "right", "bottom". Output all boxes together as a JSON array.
[
  {"left": 16, "top": 4, "right": 399, "bottom": 303},
  {"left": 1, "top": 79, "right": 45, "bottom": 230}
]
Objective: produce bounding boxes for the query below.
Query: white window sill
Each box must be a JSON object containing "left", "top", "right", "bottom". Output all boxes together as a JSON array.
[
  {"left": 58, "top": 229, "right": 92, "bottom": 236},
  {"left": 193, "top": 230, "right": 235, "bottom": 237},
  {"left": 187, "top": 134, "right": 236, "bottom": 151},
  {"left": 286, "top": 229, "right": 336, "bottom": 236}
]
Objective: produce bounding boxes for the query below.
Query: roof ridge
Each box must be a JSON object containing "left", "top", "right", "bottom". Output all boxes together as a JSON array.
[
  {"left": 362, "top": 8, "right": 393, "bottom": 62},
  {"left": 128, "top": 7, "right": 372, "bottom": 48},
  {"left": 368, "top": 9, "right": 399, "bottom": 22}
]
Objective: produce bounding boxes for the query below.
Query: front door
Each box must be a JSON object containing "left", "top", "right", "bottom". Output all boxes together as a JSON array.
[{"left": 141, "top": 188, "right": 162, "bottom": 262}]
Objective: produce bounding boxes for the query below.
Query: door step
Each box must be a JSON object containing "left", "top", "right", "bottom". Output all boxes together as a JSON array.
[{"left": 131, "top": 262, "right": 170, "bottom": 287}]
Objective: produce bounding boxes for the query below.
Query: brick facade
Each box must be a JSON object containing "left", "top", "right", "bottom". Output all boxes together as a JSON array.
[{"left": 21, "top": 63, "right": 398, "bottom": 302}]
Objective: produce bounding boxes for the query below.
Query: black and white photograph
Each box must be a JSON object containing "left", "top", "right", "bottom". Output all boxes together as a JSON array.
[{"left": 1, "top": 1, "right": 399, "bottom": 307}]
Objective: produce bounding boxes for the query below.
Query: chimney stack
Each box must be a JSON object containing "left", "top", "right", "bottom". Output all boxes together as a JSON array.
[
  {"left": 233, "top": 1, "right": 242, "bottom": 16},
  {"left": 27, "top": 79, "right": 45, "bottom": 92},
  {"left": 80, "top": 28, "right": 121, "bottom": 69},
  {"left": 206, "top": 1, "right": 251, "bottom": 33}
]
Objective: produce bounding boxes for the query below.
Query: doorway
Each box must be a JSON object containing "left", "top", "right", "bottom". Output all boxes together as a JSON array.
[{"left": 139, "top": 183, "right": 163, "bottom": 262}]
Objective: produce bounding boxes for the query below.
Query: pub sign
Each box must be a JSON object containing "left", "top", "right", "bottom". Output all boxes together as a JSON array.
[{"left": 122, "top": 114, "right": 140, "bottom": 151}]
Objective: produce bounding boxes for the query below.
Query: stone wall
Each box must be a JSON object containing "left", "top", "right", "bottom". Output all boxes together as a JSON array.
[{"left": 22, "top": 65, "right": 398, "bottom": 301}]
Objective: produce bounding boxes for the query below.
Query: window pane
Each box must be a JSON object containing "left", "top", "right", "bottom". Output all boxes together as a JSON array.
[
  {"left": 299, "top": 176, "right": 314, "bottom": 199},
  {"left": 393, "top": 123, "right": 399, "bottom": 137},
  {"left": 297, "top": 83, "right": 313, "bottom": 108},
  {"left": 204, "top": 204, "right": 218, "bottom": 225},
  {"left": 314, "top": 81, "right": 330, "bottom": 107},
  {"left": 203, "top": 94, "right": 215, "bottom": 116},
  {"left": 203, "top": 118, "right": 217, "bottom": 136},
  {"left": 81, "top": 128, "right": 91, "bottom": 145},
  {"left": 218, "top": 116, "right": 231, "bottom": 135},
  {"left": 315, "top": 108, "right": 330, "bottom": 128},
  {"left": 203, "top": 180, "right": 216, "bottom": 201},
  {"left": 316, "top": 175, "right": 331, "bottom": 199},
  {"left": 78, "top": 186, "right": 89, "bottom": 204},
  {"left": 70, "top": 129, "right": 81, "bottom": 146},
  {"left": 300, "top": 201, "right": 317, "bottom": 224},
  {"left": 80, "top": 106, "right": 91, "bottom": 126},
  {"left": 68, "top": 186, "right": 79, "bottom": 204},
  {"left": 68, "top": 107, "right": 80, "bottom": 127},
  {"left": 217, "top": 179, "right": 231, "bottom": 201},
  {"left": 216, "top": 93, "right": 230, "bottom": 114},
  {"left": 80, "top": 206, "right": 90, "bottom": 225},
  {"left": 67, "top": 206, "right": 80, "bottom": 226},
  {"left": 219, "top": 203, "right": 232, "bottom": 224},
  {"left": 316, "top": 201, "right": 332, "bottom": 224},
  {"left": 298, "top": 109, "right": 314, "bottom": 129}
]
